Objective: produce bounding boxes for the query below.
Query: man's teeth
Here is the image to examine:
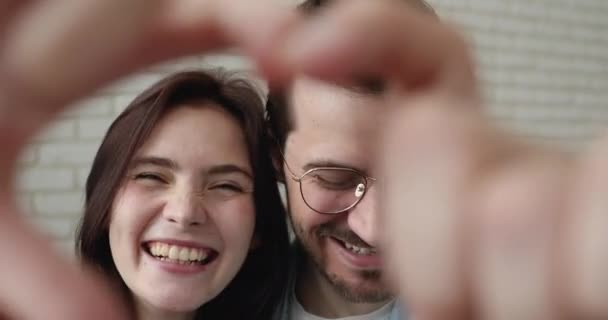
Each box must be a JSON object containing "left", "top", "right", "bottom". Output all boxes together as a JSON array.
[
  {"left": 343, "top": 242, "right": 376, "bottom": 256},
  {"left": 148, "top": 242, "right": 207, "bottom": 263}
]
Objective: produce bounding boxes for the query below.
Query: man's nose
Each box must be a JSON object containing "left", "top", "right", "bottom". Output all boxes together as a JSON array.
[{"left": 347, "top": 186, "right": 379, "bottom": 246}]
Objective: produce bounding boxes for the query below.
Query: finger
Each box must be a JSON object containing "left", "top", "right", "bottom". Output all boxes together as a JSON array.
[
  {"left": 0, "top": 0, "right": 296, "bottom": 135},
  {"left": 0, "top": 0, "right": 30, "bottom": 39},
  {"left": 144, "top": 0, "right": 298, "bottom": 80},
  {"left": 280, "top": 0, "right": 477, "bottom": 100},
  {"left": 0, "top": 0, "right": 158, "bottom": 108},
  {"left": 379, "top": 97, "right": 486, "bottom": 319},
  {"left": 0, "top": 0, "right": 159, "bottom": 194},
  {"left": 473, "top": 152, "right": 570, "bottom": 320},
  {"left": 565, "top": 135, "right": 608, "bottom": 318},
  {"left": 0, "top": 2, "right": 294, "bottom": 320},
  {"left": 0, "top": 210, "right": 130, "bottom": 320}
]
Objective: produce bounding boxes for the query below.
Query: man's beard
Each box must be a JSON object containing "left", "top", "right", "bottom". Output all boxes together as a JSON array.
[{"left": 291, "top": 219, "right": 393, "bottom": 303}]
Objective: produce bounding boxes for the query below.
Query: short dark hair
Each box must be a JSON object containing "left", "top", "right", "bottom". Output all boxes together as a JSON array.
[
  {"left": 76, "top": 70, "right": 289, "bottom": 320},
  {"left": 299, "top": 0, "right": 435, "bottom": 15},
  {"left": 265, "top": 0, "right": 437, "bottom": 150}
]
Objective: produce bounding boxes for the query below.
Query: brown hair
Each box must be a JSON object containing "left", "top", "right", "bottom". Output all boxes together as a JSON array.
[
  {"left": 76, "top": 70, "right": 289, "bottom": 320},
  {"left": 299, "top": 0, "right": 436, "bottom": 15},
  {"left": 265, "top": 0, "right": 437, "bottom": 150}
]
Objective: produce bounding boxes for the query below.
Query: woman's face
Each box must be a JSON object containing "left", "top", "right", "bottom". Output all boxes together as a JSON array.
[{"left": 108, "top": 104, "right": 256, "bottom": 317}]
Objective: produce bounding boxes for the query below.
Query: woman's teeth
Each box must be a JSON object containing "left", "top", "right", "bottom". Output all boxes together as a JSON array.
[{"left": 147, "top": 242, "right": 208, "bottom": 264}]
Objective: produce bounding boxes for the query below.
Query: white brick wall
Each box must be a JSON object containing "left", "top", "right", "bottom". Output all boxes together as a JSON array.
[
  {"left": 431, "top": 0, "right": 608, "bottom": 148},
  {"left": 14, "top": 0, "right": 608, "bottom": 256}
]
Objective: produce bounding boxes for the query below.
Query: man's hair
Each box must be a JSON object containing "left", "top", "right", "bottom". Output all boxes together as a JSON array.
[
  {"left": 265, "top": 0, "right": 437, "bottom": 151},
  {"left": 299, "top": 0, "right": 436, "bottom": 15}
]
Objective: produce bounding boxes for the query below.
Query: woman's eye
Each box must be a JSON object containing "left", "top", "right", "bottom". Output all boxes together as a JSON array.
[
  {"left": 211, "top": 183, "right": 244, "bottom": 193},
  {"left": 134, "top": 173, "right": 166, "bottom": 183}
]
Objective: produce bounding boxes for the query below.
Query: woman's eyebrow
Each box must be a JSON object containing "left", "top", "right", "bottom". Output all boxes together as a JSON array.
[
  {"left": 206, "top": 164, "right": 252, "bottom": 179},
  {"left": 130, "top": 156, "right": 179, "bottom": 170}
]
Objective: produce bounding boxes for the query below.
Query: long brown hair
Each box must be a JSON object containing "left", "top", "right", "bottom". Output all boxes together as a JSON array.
[{"left": 76, "top": 70, "right": 289, "bottom": 319}]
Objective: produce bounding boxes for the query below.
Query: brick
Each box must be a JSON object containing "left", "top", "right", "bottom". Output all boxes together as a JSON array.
[
  {"left": 103, "top": 73, "right": 165, "bottom": 94},
  {"left": 16, "top": 194, "right": 34, "bottom": 215},
  {"left": 38, "top": 142, "right": 100, "bottom": 166},
  {"left": 63, "top": 96, "right": 113, "bottom": 117},
  {"left": 33, "top": 118, "right": 76, "bottom": 142},
  {"left": 16, "top": 167, "right": 74, "bottom": 192},
  {"left": 201, "top": 54, "right": 255, "bottom": 71},
  {"left": 77, "top": 117, "right": 115, "bottom": 140},
  {"left": 17, "top": 146, "right": 37, "bottom": 166},
  {"left": 113, "top": 94, "right": 138, "bottom": 115},
  {"left": 76, "top": 167, "right": 91, "bottom": 189},
  {"left": 150, "top": 56, "right": 204, "bottom": 72},
  {"left": 33, "top": 191, "right": 84, "bottom": 216},
  {"left": 432, "top": 0, "right": 608, "bottom": 145},
  {"left": 28, "top": 215, "right": 80, "bottom": 240}
]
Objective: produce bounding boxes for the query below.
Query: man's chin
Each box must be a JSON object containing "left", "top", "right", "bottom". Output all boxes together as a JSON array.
[
  {"left": 321, "top": 268, "right": 393, "bottom": 303},
  {"left": 296, "top": 237, "right": 393, "bottom": 303}
]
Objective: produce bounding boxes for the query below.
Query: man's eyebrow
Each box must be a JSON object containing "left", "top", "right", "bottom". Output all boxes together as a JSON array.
[
  {"left": 302, "top": 160, "right": 365, "bottom": 173},
  {"left": 130, "top": 156, "right": 179, "bottom": 170}
]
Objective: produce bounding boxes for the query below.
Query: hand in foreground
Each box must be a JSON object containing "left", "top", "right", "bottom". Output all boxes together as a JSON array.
[
  {"left": 281, "top": 1, "right": 608, "bottom": 318},
  {"left": 0, "top": 1, "right": 295, "bottom": 318},
  {"left": 1, "top": 1, "right": 607, "bottom": 319}
]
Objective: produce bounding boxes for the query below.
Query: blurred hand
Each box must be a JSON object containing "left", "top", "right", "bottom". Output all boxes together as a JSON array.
[
  {"left": 1, "top": 0, "right": 607, "bottom": 319},
  {"left": 0, "top": 1, "right": 296, "bottom": 319},
  {"left": 281, "top": 1, "right": 608, "bottom": 319}
]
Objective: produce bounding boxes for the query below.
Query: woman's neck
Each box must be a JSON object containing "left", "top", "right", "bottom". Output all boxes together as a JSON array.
[{"left": 135, "top": 300, "right": 195, "bottom": 320}]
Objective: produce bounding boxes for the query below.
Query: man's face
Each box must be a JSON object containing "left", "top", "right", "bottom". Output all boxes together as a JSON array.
[{"left": 283, "top": 77, "right": 392, "bottom": 303}]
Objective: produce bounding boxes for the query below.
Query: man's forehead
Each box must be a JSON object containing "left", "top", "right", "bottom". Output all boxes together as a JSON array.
[
  {"left": 285, "top": 131, "right": 373, "bottom": 172},
  {"left": 286, "top": 78, "right": 387, "bottom": 171},
  {"left": 290, "top": 77, "right": 387, "bottom": 134}
]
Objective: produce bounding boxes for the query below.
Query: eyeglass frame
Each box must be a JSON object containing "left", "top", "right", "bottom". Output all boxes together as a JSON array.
[{"left": 282, "top": 159, "right": 377, "bottom": 215}]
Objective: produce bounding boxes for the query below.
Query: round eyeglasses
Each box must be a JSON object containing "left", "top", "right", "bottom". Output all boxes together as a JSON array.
[{"left": 286, "top": 166, "right": 376, "bottom": 215}]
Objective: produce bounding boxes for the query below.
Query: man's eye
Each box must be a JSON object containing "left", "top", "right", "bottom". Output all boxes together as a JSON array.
[{"left": 313, "top": 174, "right": 358, "bottom": 189}]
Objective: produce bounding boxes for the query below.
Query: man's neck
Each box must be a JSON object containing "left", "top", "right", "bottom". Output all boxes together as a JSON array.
[{"left": 295, "top": 263, "right": 391, "bottom": 318}]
